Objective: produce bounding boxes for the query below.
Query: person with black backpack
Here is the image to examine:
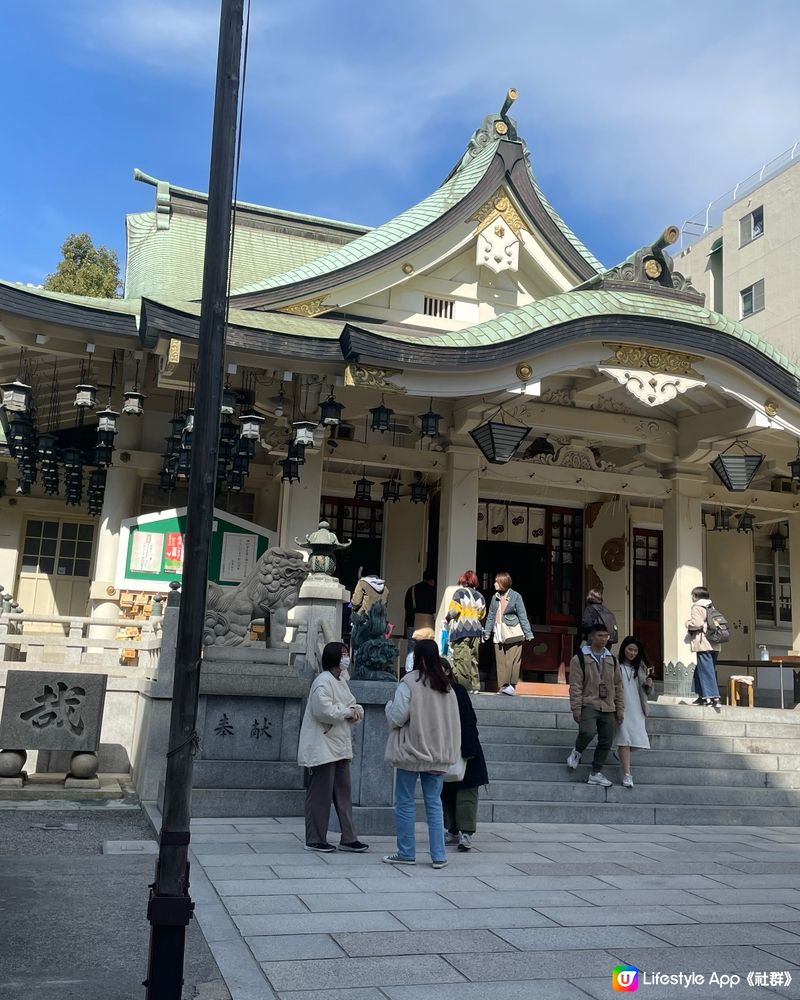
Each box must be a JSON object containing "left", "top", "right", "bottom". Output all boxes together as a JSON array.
[
  {"left": 686, "top": 586, "right": 728, "bottom": 707},
  {"left": 566, "top": 623, "right": 624, "bottom": 786}
]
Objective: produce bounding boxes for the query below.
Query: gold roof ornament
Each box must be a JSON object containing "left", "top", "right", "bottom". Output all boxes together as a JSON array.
[{"left": 278, "top": 296, "right": 330, "bottom": 317}]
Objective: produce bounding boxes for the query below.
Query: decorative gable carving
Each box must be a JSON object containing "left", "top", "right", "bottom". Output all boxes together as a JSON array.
[
  {"left": 472, "top": 188, "right": 526, "bottom": 275},
  {"left": 598, "top": 343, "right": 706, "bottom": 408}
]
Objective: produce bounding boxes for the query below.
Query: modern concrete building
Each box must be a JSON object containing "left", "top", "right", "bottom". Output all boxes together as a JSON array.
[{"left": 2, "top": 98, "right": 800, "bottom": 705}]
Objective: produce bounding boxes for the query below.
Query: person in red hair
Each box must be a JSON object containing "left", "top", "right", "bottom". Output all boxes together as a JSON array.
[{"left": 445, "top": 570, "right": 486, "bottom": 694}]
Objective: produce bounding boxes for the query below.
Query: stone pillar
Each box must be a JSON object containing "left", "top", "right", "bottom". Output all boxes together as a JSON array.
[
  {"left": 89, "top": 464, "right": 140, "bottom": 625},
  {"left": 661, "top": 479, "right": 703, "bottom": 695},
  {"left": 789, "top": 513, "right": 800, "bottom": 655},
  {"left": 437, "top": 449, "right": 480, "bottom": 589},
  {"left": 278, "top": 447, "right": 323, "bottom": 548},
  {"left": 287, "top": 574, "right": 349, "bottom": 678}
]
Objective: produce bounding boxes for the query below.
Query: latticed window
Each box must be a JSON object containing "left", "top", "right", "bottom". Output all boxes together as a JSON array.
[
  {"left": 321, "top": 497, "right": 383, "bottom": 541},
  {"left": 21, "top": 520, "right": 94, "bottom": 578},
  {"left": 549, "top": 509, "right": 583, "bottom": 621},
  {"left": 423, "top": 295, "right": 454, "bottom": 320}
]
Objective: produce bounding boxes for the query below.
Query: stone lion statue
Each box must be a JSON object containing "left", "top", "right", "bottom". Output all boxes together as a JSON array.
[{"left": 203, "top": 547, "right": 309, "bottom": 647}]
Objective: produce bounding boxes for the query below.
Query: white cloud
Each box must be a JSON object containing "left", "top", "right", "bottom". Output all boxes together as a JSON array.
[{"left": 61, "top": 0, "right": 800, "bottom": 260}]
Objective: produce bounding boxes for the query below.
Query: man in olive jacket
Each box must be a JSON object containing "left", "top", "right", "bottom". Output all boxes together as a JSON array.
[{"left": 566, "top": 623, "right": 624, "bottom": 787}]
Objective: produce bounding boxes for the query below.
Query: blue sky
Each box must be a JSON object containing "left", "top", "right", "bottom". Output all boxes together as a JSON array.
[{"left": 3, "top": 1, "right": 799, "bottom": 287}]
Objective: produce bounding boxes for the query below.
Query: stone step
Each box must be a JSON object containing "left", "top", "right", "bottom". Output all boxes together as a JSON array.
[
  {"left": 482, "top": 742, "right": 800, "bottom": 772},
  {"left": 478, "top": 724, "right": 798, "bottom": 754},
  {"left": 474, "top": 708, "right": 800, "bottom": 736},
  {"left": 191, "top": 787, "right": 306, "bottom": 818},
  {"left": 193, "top": 760, "right": 305, "bottom": 790},
  {"left": 481, "top": 778, "right": 800, "bottom": 807},
  {"left": 486, "top": 760, "right": 800, "bottom": 787}
]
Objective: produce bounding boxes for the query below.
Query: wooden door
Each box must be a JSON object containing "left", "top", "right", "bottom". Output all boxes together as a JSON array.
[{"left": 632, "top": 528, "right": 663, "bottom": 675}]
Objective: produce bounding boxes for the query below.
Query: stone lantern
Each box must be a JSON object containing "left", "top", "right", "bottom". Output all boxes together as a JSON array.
[{"left": 295, "top": 520, "right": 351, "bottom": 579}]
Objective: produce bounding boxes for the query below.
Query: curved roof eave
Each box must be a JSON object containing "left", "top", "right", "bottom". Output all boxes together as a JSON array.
[
  {"left": 228, "top": 138, "right": 602, "bottom": 308},
  {"left": 0, "top": 280, "right": 139, "bottom": 336}
]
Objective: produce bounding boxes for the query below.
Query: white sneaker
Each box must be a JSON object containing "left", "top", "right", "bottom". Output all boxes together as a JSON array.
[
  {"left": 587, "top": 772, "right": 613, "bottom": 787},
  {"left": 566, "top": 748, "right": 581, "bottom": 770},
  {"left": 500, "top": 684, "right": 516, "bottom": 696},
  {"left": 622, "top": 773, "right": 634, "bottom": 788},
  {"left": 458, "top": 832, "right": 473, "bottom": 852},
  {"left": 445, "top": 831, "right": 459, "bottom": 846}
]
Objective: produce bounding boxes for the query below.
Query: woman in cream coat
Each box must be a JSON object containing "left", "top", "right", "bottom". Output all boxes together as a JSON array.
[{"left": 298, "top": 641, "right": 368, "bottom": 853}]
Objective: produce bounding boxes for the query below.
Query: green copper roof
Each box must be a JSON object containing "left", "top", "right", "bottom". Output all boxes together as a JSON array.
[
  {"left": 152, "top": 298, "right": 346, "bottom": 340},
  {"left": 229, "top": 139, "right": 502, "bottom": 297},
  {"left": 369, "top": 288, "right": 800, "bottom": 377}
]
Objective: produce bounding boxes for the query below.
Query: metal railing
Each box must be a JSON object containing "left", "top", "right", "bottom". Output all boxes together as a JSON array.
[
  {"left": 679, "top": 141, "right": 800, "bottom": 249},
  {"left": 0, "top": 613, "right": 163, "bottom": 675}
]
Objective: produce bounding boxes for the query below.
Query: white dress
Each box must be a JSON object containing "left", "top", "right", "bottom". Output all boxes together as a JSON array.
[{"left": 615, "top": 665, "right": 650, "bottom": 750}]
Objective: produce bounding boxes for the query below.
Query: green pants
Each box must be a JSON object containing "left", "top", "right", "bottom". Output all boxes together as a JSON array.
[
  {"left": 451, "top": 637, "right": 480, "bottom": 691},
  {"left": 575, "top": 705, "right": 616, "bottom": 773},
  {"left": 441, "top": 783, "right": 479, "bottom": 835}
]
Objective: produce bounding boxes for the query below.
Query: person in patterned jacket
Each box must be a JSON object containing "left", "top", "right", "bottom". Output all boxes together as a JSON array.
[{"left": 445, "top": 571, "right": 486, "bottom": 694}]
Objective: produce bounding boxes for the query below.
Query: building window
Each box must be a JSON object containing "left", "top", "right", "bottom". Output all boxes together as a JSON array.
[
  {"left": 423, "top": 295, "right": 454, "bottom": 320},
  {"left": 549, "top": 508, "right": 583, "bottom": 621},
  {"left": 740, "top": 278, "right": 765, "bottom": 318},
  {"left": 755, "top": 544, "right": 791, "bottom": 627},
  {"left": 21, "top": 520, "right": 94, "bottom": 577},
  {"left": 739, "top": 206, "right": 764, "bottom": 247}
]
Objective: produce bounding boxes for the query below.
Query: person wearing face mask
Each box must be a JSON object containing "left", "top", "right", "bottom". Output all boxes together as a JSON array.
[
  {"left": 297, "top": 641, "right": 368, "bottom": 853},
  {"left": 483, "top": 572, "right": 534, "bottom": 695}
]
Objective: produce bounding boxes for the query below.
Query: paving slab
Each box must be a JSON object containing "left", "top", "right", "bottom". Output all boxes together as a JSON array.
[
  {"left": 277, "top": 990, "right": 387, "bottom": 1000},
  {"left": 669, "top": 903, "right": 800, "bottom": 923},
  {"left": 594, "top": 874, "right": 729, "bottom": 890},
  {"left": 300, "top": 891, "right": 456, "bottom": 912},
  {"left": 606, "top": 944, "right": 793, "bottom": 973},
  {"left": 384, "top": 981, "right": 591, "bottom": 1000},
  {"left": 347, "top": 875, "right": 490, "bottom": 893},
  {"left": 690, "top": 888, "right": 800, "bottom": 905},
  {"left": 754, "top": 942, "right": 800, "bottom": 964},
  {"left": 440, "top": 889, "right": 590, "bottom": 908},
  {"left": 233, "top": 911, "right": 407, "bottom": 936},
  {"left": 259, "top": 955, "right": 465, "bottom": 992},
  {"left": 214, "top": 878, "right": 359, "bottom": 896},
  {"left": 493, "top": 925, "right": 672, "bottom": 951},
  {"left": 393, "top": 906, "right": 557, "bottom": 930},
  {"left": 643, "top": 922, "right": 800, "bottom": 947},
  {"left": 224, "top": 895, "right": 309, "bottom": 915},
  {"left": 245, "top": 933, "right": 345, "bottom": 961},
  {"left": 332, "top": 929, "right": 513, "bottom": 957},
  {"left": 532, "top": 905, "right": 696, "bottom": 926},
  {"left": 574, "top": 976, "right": 767, "bottom": 1000},
  {"left": 443, "top": 948, "right": 618, "bottom": 981},
  {"left": 477, "top": 874, "right": 615, "bottom": 891}
]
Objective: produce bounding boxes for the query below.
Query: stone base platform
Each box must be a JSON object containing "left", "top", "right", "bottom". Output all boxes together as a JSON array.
[{"left": 0, "top": 773, "right": 126, "bottom": 801}]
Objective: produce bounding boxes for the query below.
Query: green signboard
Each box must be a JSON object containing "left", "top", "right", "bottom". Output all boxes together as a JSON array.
[{"left": 115, "top": 506, "right": 274, "bottom": 592}]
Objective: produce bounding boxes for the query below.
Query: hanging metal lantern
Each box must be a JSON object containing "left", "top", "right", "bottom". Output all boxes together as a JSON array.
[
  {"left": 97, "top": 409, "right": 119, "bottom": 434},
  {"left": 181, "top": 408, "right": 195, "bottom": 450},
  {"left": 176, "top": 450, "right": 192, "bottom": 481},
  {"left": 239, "top": 413, "right": 265, "bottom": 441},
  {"left": 122, "top": 390, "right": 146, "bottom": 417},
  {"left": 1, "top": 379, "right": 33, "bottom": 414},
  {"left": 61, "top": 447, "right": 84, "bottom": 469},
  {"left": 771, "top": 525, "right": 787, "bottom": 552},
  {"left": 281, "top": 457, "right": 300, "bottom": 484},
  {"left": 219, "top": 418, "right": 239, "bottom": 445},
  {"left": 370, "top": 397, "right": 394, "bottom": 434},
  {"left": 419, "top": 400, "right": 442, "bottom": 438},
  {"left": 227, "top": 469, "right": 246, "bottom": 492},
  {"left": 293, "top": 420, "right": 317, "bottom": 447},
  {"left": 710, "top": 441, "right": 764, "bottom": 492},
  {"left": 94, "top": 444, "right": 114, "bottom": 468},
  {"left": 169, "top": 415, "right": 186, "bottom": 442},
  {"left": 712, "top": 508, "right": 731, "bottom": 532},
  {"left": 287, "top": 440, "right": 306, "bottom": 465},
  {"left": 74, "top": 384, "right": 98, "bottom": 409},
  {"left": 382, "top": 479, "right": 401, "bottom": 503},
  {"left": 469, "top": 409, "right": 530, "bottom": 464},
  {"left": 36, "top": 433, "right": 58, "bottom": 458},
  {"left": 159, "top": 469, "right": 175, "bottom": 492},
  {"left": 220, "top": 386, "right": 237, "bottom": 416},
  {"left": 354, "top": 474, "right": 373, "bottom": 502},
  {"left": 736, "top": 511, "right": 755, "bottom": 533},
  {"left": 410, "top": 480, "right": 429, "bottom": 504},
  {"left": 231, "top": 452, "right": 250, "bottom": 475},
  {"left": 319, "top": 393, "right": 344, "bottom": 427}
]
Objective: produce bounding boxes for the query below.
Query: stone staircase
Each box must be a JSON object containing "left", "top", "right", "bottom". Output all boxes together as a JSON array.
[
  {"left": 188, "top": 690, "right": 800, "bottom": 827},
  {"left": 472, "top": 693, "right": 800, "bottom": 826}
]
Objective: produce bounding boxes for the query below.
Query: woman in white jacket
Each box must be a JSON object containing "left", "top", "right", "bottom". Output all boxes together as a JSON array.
[{"left": 297, "top": 641, "right": 368, "bottom": 853}]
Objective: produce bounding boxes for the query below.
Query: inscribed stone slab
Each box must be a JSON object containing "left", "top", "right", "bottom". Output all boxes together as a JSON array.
[
  {"left": 201, "top": 696, "right": 284, "bottom": 760},
  {"left": 0, "top": 669, "right": 106, "bottom": 752}
]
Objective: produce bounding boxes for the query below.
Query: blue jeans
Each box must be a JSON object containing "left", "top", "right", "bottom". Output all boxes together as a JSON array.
[
  {"left": 394, "top": 768, "right": 446, "bottom": 862},
  {"left": 693, "top": 650, "right": 720, "bottom": 699}
]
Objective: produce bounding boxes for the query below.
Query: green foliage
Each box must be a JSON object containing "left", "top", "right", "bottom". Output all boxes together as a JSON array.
[{"left": 43, "top": 232, "right": 121, "bottom": 298}]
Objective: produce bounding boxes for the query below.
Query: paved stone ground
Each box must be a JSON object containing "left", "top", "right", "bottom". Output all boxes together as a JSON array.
[
  {"left": 0, "top": 801, "right": 230, "bottom": 1000},
  {"left": 182, "top": 816, "right": 800, "bottom": 1000}
]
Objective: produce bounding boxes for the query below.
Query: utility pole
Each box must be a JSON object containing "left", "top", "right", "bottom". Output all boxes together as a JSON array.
[{"left": 144, "top": 1, "right": 244, "bottom": 996}]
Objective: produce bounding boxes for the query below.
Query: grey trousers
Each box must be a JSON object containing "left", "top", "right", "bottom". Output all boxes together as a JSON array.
[{"left": 304, "top": 759, "right": 357, "bottom": 845}]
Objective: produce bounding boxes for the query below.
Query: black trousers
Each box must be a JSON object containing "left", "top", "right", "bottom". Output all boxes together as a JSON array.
[
  {"left": 304, "top": 759, "right": 357, "bottom": 845},
  {"left": 574, "top": 706, "right": 616, "bottom": 773}
]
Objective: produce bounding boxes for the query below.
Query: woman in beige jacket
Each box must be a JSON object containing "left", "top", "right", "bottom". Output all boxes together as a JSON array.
[
  {"left": 686, "top": 586, "right": 721, "bottom": 707},
  {"left": 298, "top": 642, "right": 368, "bottom": 853},
  {"left": 383, "top": 639, "right": 460, "bottom": 868}
]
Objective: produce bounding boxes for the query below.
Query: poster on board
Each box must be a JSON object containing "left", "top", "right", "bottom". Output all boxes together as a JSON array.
[
  {"left": 164, "top": 532, "right": 184, "bottom": 574},
  {"left": 220, "top": 532, "right": 257, "bottom": 582},
  {"left": 130, "top": 531, "right": 164, "bottom": 573}
]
